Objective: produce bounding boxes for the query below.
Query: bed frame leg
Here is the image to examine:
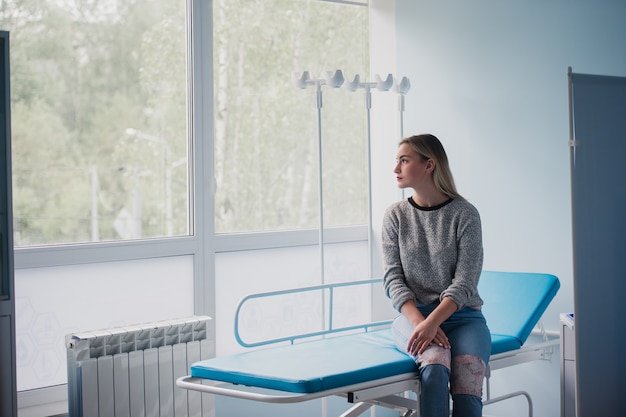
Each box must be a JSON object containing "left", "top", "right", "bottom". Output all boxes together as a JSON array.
[
  {"left": 339, "top": 394, "right": 419, "bottom": 417},
  {"left": 340, "top": 402, "right": 373, "bottom": 417}
]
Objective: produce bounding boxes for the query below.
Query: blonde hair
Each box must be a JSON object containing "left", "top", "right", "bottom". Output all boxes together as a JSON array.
[{"left": 399, "top": 134, "right": 465, "bottom": 201}]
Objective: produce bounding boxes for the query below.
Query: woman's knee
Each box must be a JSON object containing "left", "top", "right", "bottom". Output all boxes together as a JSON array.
[
  {"left": 450, "top": 354, "right": 486, "bottom": 397},
  {"left": 418, "top": 345, "right": 451, "bottom": 370}
]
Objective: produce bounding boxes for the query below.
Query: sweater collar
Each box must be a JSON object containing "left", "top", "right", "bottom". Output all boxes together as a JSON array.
[{"left": 408, "top": 196, "right": 453, "bottom": 211}]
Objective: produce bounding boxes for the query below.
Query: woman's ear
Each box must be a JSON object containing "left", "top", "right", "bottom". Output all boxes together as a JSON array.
[{"left": 425, "top": 158, "right": 435, "bottom": 173}]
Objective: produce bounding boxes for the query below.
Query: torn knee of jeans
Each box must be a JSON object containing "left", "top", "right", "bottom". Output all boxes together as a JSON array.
[
  {"left": 450, "top": 354, "right": 486, "bottom": 397},
  {"left": 417, "top": 345, "right": 451, "bottom": 370}
]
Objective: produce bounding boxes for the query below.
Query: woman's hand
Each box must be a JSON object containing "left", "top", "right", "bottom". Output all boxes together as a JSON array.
[
  {"left": 400, "top": 297, "right": 456, "bottom": 356},
  {"left": 407, "top": 320, "right": 450, "bottom": 355}
]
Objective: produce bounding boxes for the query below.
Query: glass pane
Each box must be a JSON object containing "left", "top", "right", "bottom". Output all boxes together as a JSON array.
[
  {"left": 214, "top": 0, "right": 370, "bottom": 234},
  {"left": 1, "top": 0, "right": 190, "bottom": 246}
]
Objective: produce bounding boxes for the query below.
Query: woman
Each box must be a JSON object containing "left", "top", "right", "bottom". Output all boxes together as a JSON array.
[{"left": 382, "top": 134, "right": 491, "bottom": 417}]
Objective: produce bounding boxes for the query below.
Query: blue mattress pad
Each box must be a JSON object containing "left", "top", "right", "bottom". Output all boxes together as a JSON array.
[
  {"left": 190, "top": 328, "right": 521, "bottom": 394},
  {"left": 191, "top": 329, "right": 416, "bottom": 394}
]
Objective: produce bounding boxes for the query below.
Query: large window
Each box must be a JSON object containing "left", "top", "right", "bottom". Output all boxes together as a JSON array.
[
  {"left": 5, "top": 0, "right": 370, "bottom": 245},
  {"left": 2, "top": 0, "right": 189, "bottom": 246},
  {"left": 213, "top": 0, "right": 370, "bottom": 234}
]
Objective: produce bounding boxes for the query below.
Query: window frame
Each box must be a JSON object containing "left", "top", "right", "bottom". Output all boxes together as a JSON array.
[{"left": 13, "top": 0, "right": 371, "bottom": 263}]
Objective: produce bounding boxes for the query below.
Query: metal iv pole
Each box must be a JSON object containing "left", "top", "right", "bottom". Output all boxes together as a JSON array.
[
  {"left": 293, "top": 69, "right": 345, "bottom": 284},
  {"left": 344, "top": 73, "right": 393, "bottom": 279}
]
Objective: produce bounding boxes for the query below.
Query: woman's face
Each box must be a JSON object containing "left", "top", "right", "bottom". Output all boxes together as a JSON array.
[{"left": 394, "top": 143, "right": 432, "bottom": 189}]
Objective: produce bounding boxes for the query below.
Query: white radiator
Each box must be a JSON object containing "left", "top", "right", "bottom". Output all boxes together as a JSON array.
[{"left": 66, "top": 316, "right": 214, "bottom": 417}]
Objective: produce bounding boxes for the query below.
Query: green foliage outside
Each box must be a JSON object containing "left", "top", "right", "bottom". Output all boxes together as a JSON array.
[
  {"left": 1, "top": 0, "right": 369, "bottom": 245},
  {"left": 213, "top": 0, "right": 370, "bottom": 233},
  {"left": 2, "top": 0, "right": 188, "bottom": 245}
]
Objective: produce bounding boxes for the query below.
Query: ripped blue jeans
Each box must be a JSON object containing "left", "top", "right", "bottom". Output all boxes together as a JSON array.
[{"left": 392, "top": 304, "right": 491, "bottom": 417}]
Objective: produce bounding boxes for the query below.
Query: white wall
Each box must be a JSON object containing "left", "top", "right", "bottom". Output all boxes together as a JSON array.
[{"left": 384, "top": 1, "right": 626, "bottom": 416}]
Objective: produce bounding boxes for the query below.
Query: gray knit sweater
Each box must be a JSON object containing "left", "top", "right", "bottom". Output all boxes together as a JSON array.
[{"left": 382, "top": 197, "right": 484, "bottom": 311}]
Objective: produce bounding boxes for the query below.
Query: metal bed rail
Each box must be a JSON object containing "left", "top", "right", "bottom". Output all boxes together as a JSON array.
[{"left": 234, "top": 278, "right": 393, "bottom": 348}]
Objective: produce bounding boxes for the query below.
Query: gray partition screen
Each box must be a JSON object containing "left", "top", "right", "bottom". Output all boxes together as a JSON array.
[
  {"left": 568, "top": 69, "right": 626, "bottom": 416},
  {"left": 0, "top": 29, "right": 16, "bottom": 417}
]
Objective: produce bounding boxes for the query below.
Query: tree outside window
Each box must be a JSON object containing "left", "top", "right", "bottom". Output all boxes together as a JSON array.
[
  {"left": 2, "top": 0, "right": 188, "bottom": 246},
  {"left": 2, "top": 0, "right": 369, "bottom": 245}
]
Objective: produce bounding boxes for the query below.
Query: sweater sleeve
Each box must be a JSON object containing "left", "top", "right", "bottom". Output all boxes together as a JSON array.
[
  {"left": 439, "top": 204, "right": 484, "bottom": 308},
  {"left": 381, "top": 205, "right": 416, "bottom": 311}
]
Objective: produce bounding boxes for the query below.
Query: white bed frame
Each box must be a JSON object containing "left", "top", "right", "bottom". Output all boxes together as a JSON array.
[{"left": 177, "top": 277, "right": 559, "bottom": 417}]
